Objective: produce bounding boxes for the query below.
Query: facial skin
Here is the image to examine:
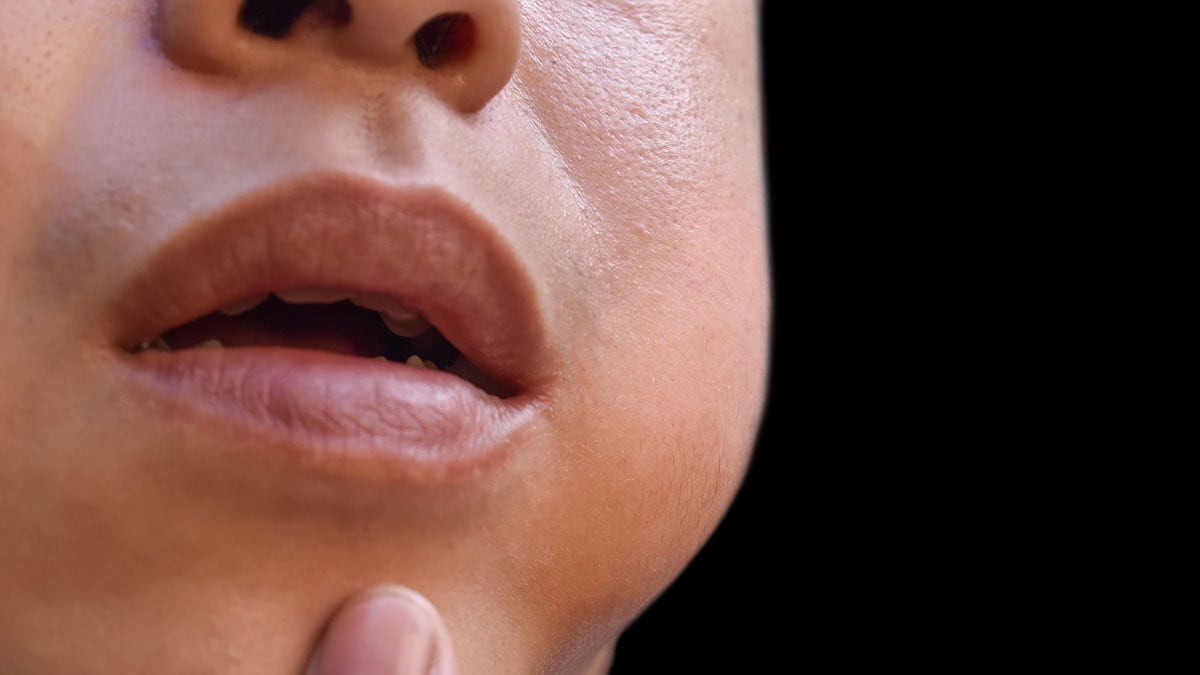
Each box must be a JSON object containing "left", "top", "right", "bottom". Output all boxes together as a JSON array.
[{"left": 0, "top": 1, "right": 766, "bottom": 673}]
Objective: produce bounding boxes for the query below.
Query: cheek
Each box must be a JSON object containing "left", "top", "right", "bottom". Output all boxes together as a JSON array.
[
  {"left": 514, "top": 1, "right": 761, "bottom": 222},
  {"left": 1, "top": 2, "right": 152, "bottom": 319},
  {"left": 0, "top": 2, "right": 147, "bottom": 156},
  {"left": 512, "top": 0, "right": 766, "bottom": 384},
  {"left": 516, "top": 269, "right": 769, "bottom": 670},
  {"left": 506, "top": 2, "right": 768, "bottom": 660}
]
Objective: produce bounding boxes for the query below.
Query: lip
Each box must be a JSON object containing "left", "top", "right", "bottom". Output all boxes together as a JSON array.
[{"left": 108, "top": 171, "right": 550, "bottom": 484}]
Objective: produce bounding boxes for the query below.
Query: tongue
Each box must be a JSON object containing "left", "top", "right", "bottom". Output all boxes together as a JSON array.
[{"left": 163, "top": 298, "right": 385, "bottom": 357}]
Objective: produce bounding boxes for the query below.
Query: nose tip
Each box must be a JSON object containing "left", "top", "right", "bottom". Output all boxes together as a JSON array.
[{"left": 156, "top": 0, "right": 521, "bottom": 112}]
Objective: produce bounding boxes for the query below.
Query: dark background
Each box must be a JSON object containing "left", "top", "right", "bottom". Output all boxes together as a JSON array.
[{"left": 610, "top": 7, "right": 788, "bottom": 671}]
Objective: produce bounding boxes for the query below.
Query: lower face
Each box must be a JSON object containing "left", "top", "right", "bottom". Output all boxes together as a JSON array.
[{"left": 0, "top": 2, "right": 767, "bottom": 673}]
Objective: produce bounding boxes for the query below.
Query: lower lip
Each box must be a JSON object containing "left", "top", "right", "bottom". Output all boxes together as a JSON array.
[{"left": 118, "top": 347, "right": 541, "bottom": 484}]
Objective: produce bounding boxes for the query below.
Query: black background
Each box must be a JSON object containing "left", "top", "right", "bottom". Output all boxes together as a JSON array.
[{"left": 610, "top": 7, "right": 788, "bottom": 672}]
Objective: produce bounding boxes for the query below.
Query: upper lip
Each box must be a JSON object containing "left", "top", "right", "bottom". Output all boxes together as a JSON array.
[{"left": 107, "top": 171, "right": 549, "bottom": 394}]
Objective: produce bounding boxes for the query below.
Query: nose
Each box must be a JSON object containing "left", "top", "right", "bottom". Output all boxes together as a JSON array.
[{"left": 156, "top": 0, "right": 521, "bottom": 112}]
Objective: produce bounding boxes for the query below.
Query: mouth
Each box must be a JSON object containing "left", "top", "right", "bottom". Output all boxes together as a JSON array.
[
  {"left": 110, "top": 172, "right": 548, "bottom": 483},
  {"left": 134, "top": 292, "right": 504, "bottom": 397}
]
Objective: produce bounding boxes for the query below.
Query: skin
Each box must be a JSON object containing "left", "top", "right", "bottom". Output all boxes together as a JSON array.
[{"left": 0, "top": 1, "right": 767, "bottom": 673}]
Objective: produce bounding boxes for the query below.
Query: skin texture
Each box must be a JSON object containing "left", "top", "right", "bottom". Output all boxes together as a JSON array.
[{"left": 0, "top": 2, "right": 767, "bottom": 674}]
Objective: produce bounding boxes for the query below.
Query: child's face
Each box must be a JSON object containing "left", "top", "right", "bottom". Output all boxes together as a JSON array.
[{"left": 0, "top": 2, "right": 766, "bottom": 673}]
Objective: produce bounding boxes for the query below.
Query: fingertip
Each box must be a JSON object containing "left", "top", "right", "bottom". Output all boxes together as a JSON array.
[{"left": 309, "top": 585, "right": 457, "bottom": 675}]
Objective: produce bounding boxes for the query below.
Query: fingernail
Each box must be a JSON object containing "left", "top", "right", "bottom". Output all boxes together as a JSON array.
[{"left": 309, "top": 588, "right": 441, "bottom": 675}]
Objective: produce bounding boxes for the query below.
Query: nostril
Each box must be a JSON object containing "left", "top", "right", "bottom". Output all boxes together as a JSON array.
[
  {"left": 239, "top": 0, "right": 312, "bottom": 38},
  {"left": 414, "top": 13, "right": 475, "bottom": 69},
  {"left": 235, "top": 3, "right": 473, "bottom": 69},
  {"left": 239, "top": 0, "right": 351, "bottom": 39}
]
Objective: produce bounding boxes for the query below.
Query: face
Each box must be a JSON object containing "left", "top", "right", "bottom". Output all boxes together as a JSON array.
[{"left": 0, "top": 2, "right": 767, "bottom": 673}]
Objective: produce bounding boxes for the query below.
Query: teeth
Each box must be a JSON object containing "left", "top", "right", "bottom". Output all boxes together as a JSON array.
[
  {"left": 353, "top": 294, "right": 431, "bottom": 337},
  {"left": 382, "top": 313, "right": 432, "bottom": 338},
  {"left": 276, "top": 288, "right": 353, "bottom": 304},
  {"left": 134, "top": 337, "right": 172, "bottom": 353},
  {"left": 271, "top": 291, "right": 431, "bottom": 336},
  {"left": 219, "top": 294, "right": 269, "bottom": 316},
  {"left": 401, "top": 355, "right": 438, "bottom": 370},
  {"left": 198, "top": 339, "right": 224, "bottom": 349}
]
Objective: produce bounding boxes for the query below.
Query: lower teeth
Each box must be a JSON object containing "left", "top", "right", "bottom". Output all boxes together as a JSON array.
[
  {"left": 132, "top": 338, "right": 438, "bottom": 370},
  {"left": 404, "top": 354, "right": 438, "bottom": 370},
  {"left": 133, "top": 337, "right": 172, "bottom": 353}
]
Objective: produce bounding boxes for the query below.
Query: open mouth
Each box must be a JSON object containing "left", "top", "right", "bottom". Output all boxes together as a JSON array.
[
  {"left": 129, "top": 288, "right": 506, "bottom": 397},
  {"left": 108, "top": 174, "right": 549, "bottom": 481}
]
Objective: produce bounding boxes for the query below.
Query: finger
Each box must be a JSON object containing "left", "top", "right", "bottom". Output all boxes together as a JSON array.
[{"left": 308, "top": 586, "right": 459, "bottom": 675}]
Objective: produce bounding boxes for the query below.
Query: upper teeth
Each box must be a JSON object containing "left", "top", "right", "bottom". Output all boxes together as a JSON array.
[
  {"left": 351, "top": 293, "right": 429, "bottom": 337},
  {"left": 219, "top": 294, "right": 270, "bottom": 316},
  {"left": 216, "top": 288, "right": 432, "bottom": 337}
]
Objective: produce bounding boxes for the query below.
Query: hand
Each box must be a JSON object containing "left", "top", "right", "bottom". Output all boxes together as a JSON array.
[{"left": 307, "top": 586, "right": 459, "bottom": 675}]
